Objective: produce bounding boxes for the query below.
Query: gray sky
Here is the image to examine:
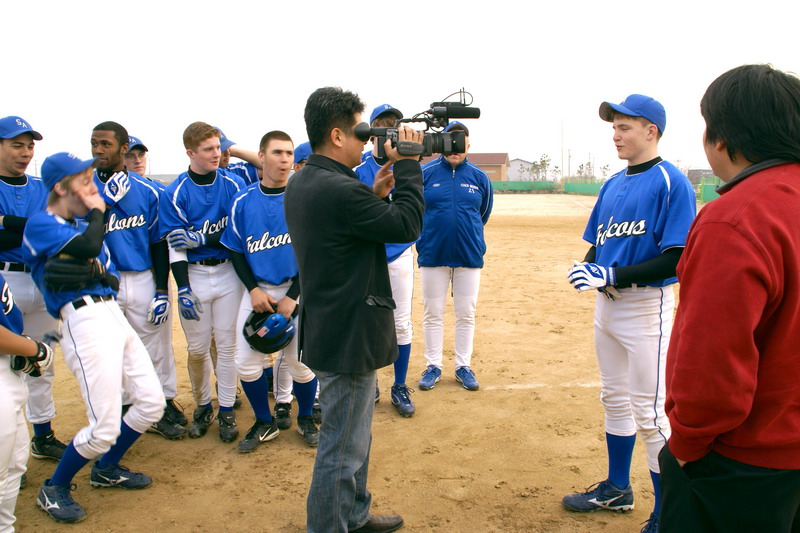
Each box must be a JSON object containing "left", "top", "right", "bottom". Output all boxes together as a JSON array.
[{"left": 6, "top": 0, "right": 797, "bottom": 177}]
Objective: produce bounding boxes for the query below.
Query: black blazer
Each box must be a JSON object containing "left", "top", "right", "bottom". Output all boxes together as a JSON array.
[{"left": 284, "top": 154, "right": 424, "bottom": 372}]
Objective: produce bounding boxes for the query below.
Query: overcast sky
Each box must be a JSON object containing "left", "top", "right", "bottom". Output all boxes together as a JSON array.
[{"left": 6, "top": 0, "right": 797, "bottom": 177}]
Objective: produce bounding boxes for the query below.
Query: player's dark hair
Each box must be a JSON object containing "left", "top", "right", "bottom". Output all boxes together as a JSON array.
[
  {"left": 93, "top": 121, "right": 129, "bottom": 149},
  {"left": 304, "top": 87, "right": 365, "bottom": 151},
  {"left": 701, "top": 64, "right": 800, "bottom": 163},
  {"left": 183, "top": 122, "right": 221, "bottom": 150},
  {"left": 259, "top": 130, "right": 293, "bottom": 152}
]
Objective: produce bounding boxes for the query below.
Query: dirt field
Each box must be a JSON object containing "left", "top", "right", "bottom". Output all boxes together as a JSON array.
[{"left": 17, "top": 194, "right": 665, "bottom": 532}]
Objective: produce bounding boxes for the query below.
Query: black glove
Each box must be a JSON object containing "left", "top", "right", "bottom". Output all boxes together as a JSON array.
[
  {"left": 44, "top": 254, "right": 110, "bottom": 292},
  {"left": 10, "top": 337, "right": 54, "bottom": 377}
]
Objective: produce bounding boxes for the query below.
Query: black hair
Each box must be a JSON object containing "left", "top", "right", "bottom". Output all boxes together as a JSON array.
[
  {"left": 701, "top": 64, "right": 800, "bottom": 163},
  {"left": 93, "top": 121, "right": 129, "bottom": 149},
  {"left": 304, "top": 87, "right": 365, "bottom": 151},
  {"left": 259, "top": 130, "right": 293, "bottom": 152}
]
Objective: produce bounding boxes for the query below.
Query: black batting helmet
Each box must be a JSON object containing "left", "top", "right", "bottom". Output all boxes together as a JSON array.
[{"left": 242, "top": 311, "right": 296, "bottom": 354}]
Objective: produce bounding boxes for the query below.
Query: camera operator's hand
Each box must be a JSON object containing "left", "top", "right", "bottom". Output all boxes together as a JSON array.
[
  {"left": 384, "top": 126, "right": 424, "bottom": 161},
  {"left": 373, "top": 163, "right": 395, "bottom": 199}
]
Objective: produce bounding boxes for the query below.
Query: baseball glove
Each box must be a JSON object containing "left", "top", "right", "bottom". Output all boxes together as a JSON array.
[{"left": 44, "top": 254, "right": 117, "bottom": 292}]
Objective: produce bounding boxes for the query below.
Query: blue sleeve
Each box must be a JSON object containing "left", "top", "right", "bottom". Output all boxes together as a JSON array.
[
  {"left": 480, "top": 173, "right": 493, "bottom": 225},
  {"left": 659, "top": 173, "right": 697, "bottom": 251},
  {"left": 220, "top": 195, "right": 245, "bottom": 254},
  {"left": 158, "top": 184, "right": 186, "bottom": 238},
  {"left": 22, "top": 213, "right": 78, "bottom": 260}
]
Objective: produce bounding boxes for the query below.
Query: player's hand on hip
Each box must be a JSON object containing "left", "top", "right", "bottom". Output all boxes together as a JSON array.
[
  {"left": 177, "top": 286, "right": 203, "bottom": 320},
  {"left": 147, "top": 292, "right": 171, "bottom": 325},
  {"left": 249, "top": 287, "right": 276, "bottom": 314},
  {"left": 167, "top": 229, "right": 206, "bottom": 250},
  {"left": 102, "top": 171, "right": 131, "bottom": 205},
  {"left": 372, "top": 162, "right": 395, "bottom": 199},
  {"left": 567, "top": 260, "right": 616, "bottom": 292}
]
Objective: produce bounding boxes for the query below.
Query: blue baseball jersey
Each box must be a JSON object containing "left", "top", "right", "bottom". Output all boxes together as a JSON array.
[
  {"left": 94, "top": 171, "right": 161, "bottom": 272},
  {"left": 22, "top": 210, "right": 119, "bottom": 318},
  {"left": 582, "top": 160, "right": 696, "bottom": 287},
  {"left": 354, "top": 154, "right": 415, "bottom": 263},
  {"left": 159, "top": 170, "right": 245, "bottom": 262},
  {"left": 0, "top": 273, "right": 24, "bottom": 335},
  {"left": 0, "top": 175, "right": 49, "bottom": 264},
  {"left": 222, "top": 162, "right": 260, "bottom": 186},
  {"left": 220, "top": 184, "right": 297, "bottom": 285}
]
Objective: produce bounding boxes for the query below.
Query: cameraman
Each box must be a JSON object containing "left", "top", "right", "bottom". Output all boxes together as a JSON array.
[
  {"left": 285, "top": 87, "right": 424, "bottom": 533},
  {"left": 355, "top": 104, "right": 417, "bottom": 418},
  {"left": 416, "top": 122, "right": 493, "bottom": 392}
]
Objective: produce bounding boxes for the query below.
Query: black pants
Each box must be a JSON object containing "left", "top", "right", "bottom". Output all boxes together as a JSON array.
[{"left": 659, "top": 444, "right": 800, "bottom": 533}]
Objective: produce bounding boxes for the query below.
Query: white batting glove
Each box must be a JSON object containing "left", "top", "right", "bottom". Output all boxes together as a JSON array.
[
  {"left": 10, "top": 337, "right": 54, "bottom": 377},
  {"left": 177, "top": 286, "right": 203, "bottom": 321},
  {"left": 102, "top": 171, "right": 131, "bottom": 205},
  {"left": 147, "top": 292, "right": 171, "bottom": 325},
  {"left": 167, "top": 229, "right": 206, "bottom": 250},
  {"left": 567, "top": 261, "right": 616, "bottom": 292}
]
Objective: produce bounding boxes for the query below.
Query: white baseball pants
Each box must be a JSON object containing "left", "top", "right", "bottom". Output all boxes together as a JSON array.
[{"left": 0, "top": 359, "right": 28, "bottom": 533}]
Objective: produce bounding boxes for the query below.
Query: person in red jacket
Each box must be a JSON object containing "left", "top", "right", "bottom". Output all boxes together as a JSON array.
[{"left": 660, "top": 64, "right": 800, "bottom": 532}]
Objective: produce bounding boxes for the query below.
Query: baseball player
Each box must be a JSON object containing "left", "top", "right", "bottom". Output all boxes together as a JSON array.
[
  {"left": 90, "top": 122, "right": 185, "bottom": 439},
  {"left": 293, "top": 141, "right": 311, "bottom": 173},
  {"left": 0, "top": 116, "right": 67, "bottom": 462},
  {"left": 217, "top": 127, "right": 262, "bottom": 186},
  {"left": 417, "top": 122, "right": 493, "bottom": 392},
  {"left": 0, "top": 273, "right": 55, "bottom": 533},
  {"left": 562, "top": 94, "right": 696, "bottom": 532},
  {"left": 124, "top": 136, "right": 188, "bottom": 428},
  {"left": 23, "top": 152, "right": 164, "bottom": 523},
  {"left": 355, "top": 104, "right": 417, "bottom": 417},
  {"left": 159, "top": 122, "right": 244, "bottom": 443},
  {"left": 221, "top": 130, "right": 320, "bottom": 449}
]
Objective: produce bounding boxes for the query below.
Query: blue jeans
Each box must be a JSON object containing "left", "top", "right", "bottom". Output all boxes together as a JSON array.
[{"left": 307, "top": 370, "right": 376, "bottom": 533}]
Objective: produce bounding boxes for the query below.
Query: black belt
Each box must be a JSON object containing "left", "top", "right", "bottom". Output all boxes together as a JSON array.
[
  {"left": 615, "top": 283, "right": 644, "bottom": 289},
  {"left": 70, "top": 294, "right": 113, "bottom": 310},
  {"left": 0, "top": 261, "right": 31, "bottom": 273},
  {"left": 189, "top": 258, "right": 229, "bottom": 266}
]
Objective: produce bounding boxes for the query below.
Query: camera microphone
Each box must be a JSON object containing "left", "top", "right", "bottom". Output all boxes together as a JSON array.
[{"left": 429, "top": 103, "right": 481, "bottom": 119}]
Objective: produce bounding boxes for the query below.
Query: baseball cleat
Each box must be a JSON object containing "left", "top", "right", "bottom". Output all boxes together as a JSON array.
[
  {"left": 390, "top": 384, "right": 416, "bottom": 417},
  {"left": 640, "top": 512, "right": 659, "bottom": 533},
  {"left": 31, "top": 431, "right": 67, "bottom": 461},
  {"left": 90, "top": 462, "right": 152, "bottom": 489},
  {"left": 188, "top": 405, "right": 214, "bottom": 438},
  {"left": 20, "top": 473, "right": 27, "bottom": 490},
  {"left": 217, "top": 410, "right": 239, "bottom": 443},
  {"left": 418, "top": 365, "right": 442, "bottom": 391},
  {"left": 148, "top": 414, "right": 187, "bottom": 440},
  {"left": 164, "top": 399, "right": 188, "bottom": 426},
  {"left": 274, "top": 402, "right": 292, "bottom": 430},
  {"left": 561, "top": 479, "right": 634, "bottom": 512},
  {"left": 296, "top": 416, "right": 319, "bottom": 447},
  {"left": 312, "top": 398, "right": 322, "bottom": 425},
  {"left": 237, "top": 419, "right": 279, "bottom": 453},
  {"left": 234, "top": 387, "right": 243, "bottom": 409},
  {"left": 37, "top": 480, "right": 86, "bottom": 523},
  {"left": 455, "top": 366, "right": 480, "bottom": 391}
]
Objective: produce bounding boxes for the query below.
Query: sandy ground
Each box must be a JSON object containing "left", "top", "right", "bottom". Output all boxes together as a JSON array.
[{"left": 16, "top": 194, "right": 666, "bottom": 533}]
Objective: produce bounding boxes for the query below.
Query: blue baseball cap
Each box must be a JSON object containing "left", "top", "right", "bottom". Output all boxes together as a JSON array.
[
  {"left": 0, "top": 116, "right": 43, "bottom": 140},
  {"left": 294, "top": 142, "right": 311, "bottom": 164},
  {"left": 370, "top": 104, "right": 403, "bottom": 125},
  {"left": 41, "top": 153, "right": 98, "bottom": 190},
  {"left": 444, "top": 121, "right": 470, "bottom": 136},
  {"left": 214, "top": 126, "right": 235, "bottom": 152},
  {"left": 128, "top": 135, "right": 148, "bottom": 152},
  {"left": 599, "top": 94, "right": 667, "bottom": 133}
]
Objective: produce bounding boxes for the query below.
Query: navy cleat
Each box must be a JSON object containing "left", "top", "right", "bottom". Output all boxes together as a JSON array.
[
  {"left": 274, "top": 402, "right": 292, "bottom": 430},
  {"left": 640, "top": 512, "right": 659, "bottom": 533},
  {"left": 90, "top": 462, "right": 152, "bottom": 489},
  {"left": 37, "top": 480, "right": 86, "bottom": 523},
  {"left": 418, "top": 365, "right": 441, "bottom": 391},
  {"left": 561, "top": 479, "right": 634, "bottom": 512},
  {"left": 31, "top": 431, "right": 67, "bottom": 461},
  {"left": 390, "top": 384, "right": 415, "bottom": 417},
  {"left": 237, "top": 419, "right": 279, "bottom": 453},
  {"left": 455, "top": 366, "right": 480, "bottom": 391}
]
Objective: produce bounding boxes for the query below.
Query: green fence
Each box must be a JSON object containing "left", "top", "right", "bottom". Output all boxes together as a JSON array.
[
  {"left": 491, "top": 180, "right": 556, "bottom": 192},
  {"left": 563, "top": 182, "right": 603, "bottom": 195},
  {"left": 699, "top": 176, "right": 723, "bottom": 202}
]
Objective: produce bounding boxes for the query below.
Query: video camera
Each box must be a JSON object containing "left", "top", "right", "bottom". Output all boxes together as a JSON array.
[{"left": 354, "top": 89, "right": 480, "bottom": 158}]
